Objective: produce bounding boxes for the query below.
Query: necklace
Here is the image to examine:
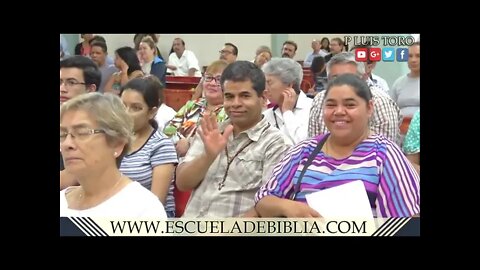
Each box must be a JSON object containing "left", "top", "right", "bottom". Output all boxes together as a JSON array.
[{"left": 78, "top": 173, "right": 124, "bottom": 201}]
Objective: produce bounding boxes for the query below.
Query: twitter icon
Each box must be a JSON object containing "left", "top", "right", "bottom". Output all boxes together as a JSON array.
[{"left": 382, "top": 48, "right": 395, "bottom": 62}]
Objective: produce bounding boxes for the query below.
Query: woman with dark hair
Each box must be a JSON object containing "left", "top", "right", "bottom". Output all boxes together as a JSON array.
[
  {"left": 119, "top": 77, "right": 179, "bottom": 217},
  {"left": 319, "top": 37, "right": 330, "bottom": 56},
  {"left": 255, "top": 74, "right": 420, "bottom": 218},
  {"left": 307, "top": 56, "right": 327, "bottom": 96},
  {"left": 104, "top": 46, "right": 144, "bottom": 95},
  {"left": 75, "top": 34, "right": 94, "bottom": 56}
]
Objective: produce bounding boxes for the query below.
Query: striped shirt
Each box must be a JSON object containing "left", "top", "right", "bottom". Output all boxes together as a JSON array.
[
  {"left": 182, "top": 117, "right": 290, "bottom": 218},
  {"left": 255, "top": 133, "right": 420, "bottom": 217},
  {"left": 120, "top": 129, "right": 178, "bottom": 214},
  {"left": 308, "top": 85, "right": 402, "bottom": 146}
]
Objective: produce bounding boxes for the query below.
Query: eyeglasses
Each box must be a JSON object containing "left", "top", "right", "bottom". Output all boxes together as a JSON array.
[
  {"left": 60, "top": 128, "right": 106, "bottom": 143},
  {"left": 60, "top": 79, "right": 87, "bottom": 88},
  {"left": 219, "top": 50, "right": 233, "bottom": 55},
  {"left": 204, "top": 75, "right": 222, "bottom": 85}
]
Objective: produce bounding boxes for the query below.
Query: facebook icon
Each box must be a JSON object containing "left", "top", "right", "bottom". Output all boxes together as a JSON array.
[{"left": 396, "top": 48, "right": 409, "bottom": 62}]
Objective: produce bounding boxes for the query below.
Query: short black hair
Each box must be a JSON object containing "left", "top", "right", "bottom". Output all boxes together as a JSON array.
[
  {"left": 325, "top": 73, "right": 372, "bottom": 104},
  {"left": 60, "top": 55, "right": 101, "bottom": 90},
  {"left": 224, "top": 42, "right": 238, "bottom": 56},
  {"left": 220, "top": 61, "right": 265, "bottom": 97}
]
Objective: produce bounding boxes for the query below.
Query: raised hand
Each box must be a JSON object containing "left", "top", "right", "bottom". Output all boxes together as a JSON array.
[
  {"left": 281, "top": 87, "right": 297, "bottom": 113},
  {"left": 197, "top": 111, "right": 233, "bottom": 160},
  {"left": 119, "top": 58, "right": 129, "bottom": 73}
]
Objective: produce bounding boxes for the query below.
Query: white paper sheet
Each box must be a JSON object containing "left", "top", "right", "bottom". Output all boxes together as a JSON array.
[{"left": 305, "top": 180, "right": 374, "bottom": 219}]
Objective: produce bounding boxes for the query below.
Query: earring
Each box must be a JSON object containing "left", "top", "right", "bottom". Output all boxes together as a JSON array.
[{"left": 114, "top": 152, "right": 118, "bottom": 157}]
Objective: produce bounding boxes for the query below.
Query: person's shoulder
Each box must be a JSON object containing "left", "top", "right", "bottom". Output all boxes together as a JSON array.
[
  {"left": 151, "top": 129, "right": 174, "bottom": 143},
  {"left": 153, "top": 56, "right": 165, "bottom": 64},
  {"left": 371, "top": 86, "right": 395, "bottom": 102},
  {"left": 370, "top": 133, "right": 400, "bottom": 152},
  {"left": 185, "top": 49, "right": 197, "bottom": 56},
  {"left": 392, "top": 74, "right": 408, "bottom": 87},
  {"left": 127, "top": 181, "right": 164, "bottom": 203},
  {"left": 298, "top": 91, "right": 313, "bottom": 106},
  {"left": 161, "top": 103, "right": 176, "bottom": 114},
  {"left": 412, "top": 110, "right": 420, "bottom": 121},
  {"left": 312, "top": 89, "right": 326, "bottom": 103},
  {"left": 131, "top": 70, "right": 144, "bottom": 78},
  {"left": 263, "top": 107, "right": 274, "bottom": 116}
]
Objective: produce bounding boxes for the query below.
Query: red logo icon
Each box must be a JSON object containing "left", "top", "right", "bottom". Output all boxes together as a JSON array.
[
  {"left": 355, "top": 48, "right": 368, "bottom": 62},
  {"left": 369, "top": 48, "right": 381, "bottom": 61}
]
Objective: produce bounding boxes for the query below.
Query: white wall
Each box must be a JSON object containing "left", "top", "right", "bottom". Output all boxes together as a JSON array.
[
  {"left": 99, "top": 34, "right": 271, "bottom": 69},
  {"left": 97, "top": 33, "right": 416, "bottom": 88},
  {"left": 286, "top": 34, "right": 347, "bottom": 61}
]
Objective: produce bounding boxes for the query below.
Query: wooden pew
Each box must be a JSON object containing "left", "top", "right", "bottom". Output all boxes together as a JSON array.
[
  {"left": 164, "top": 89, "right": 196, "bottom": 111},
  {"left": 163, "top": 76, "right": 201, "bottom": 111},
  {"left": 165, "top": 75, "right": 201, "bottom": 90}
]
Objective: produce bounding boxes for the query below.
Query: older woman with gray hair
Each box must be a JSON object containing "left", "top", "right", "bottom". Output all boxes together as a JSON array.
[
  {"left": 60, "top": 92, "right": 167, "bottom": 217},
  {"left": 262, "top": 57, "right": 313, "bottom": 144}
]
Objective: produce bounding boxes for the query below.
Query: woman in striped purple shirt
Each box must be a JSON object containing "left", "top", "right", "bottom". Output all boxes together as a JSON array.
[{"left": 255, "top": 74, "right": 420, "bottom": 218}]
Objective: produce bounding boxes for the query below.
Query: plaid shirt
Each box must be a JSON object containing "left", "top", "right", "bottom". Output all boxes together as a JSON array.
[
  {"left": 181, "top": 117, "right": 290, "bottom": 218},
  {"left": 308, "top": 85, "right": 401, "bottom": 145}
]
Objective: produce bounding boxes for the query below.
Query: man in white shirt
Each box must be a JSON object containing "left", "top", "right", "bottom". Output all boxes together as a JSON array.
[
  {"left": 166, "top": 38, "right": 201, "bottom": 77},
  {"left": 262, "top": 58, "right": 313, "bottom": 145},
  {"left": 365, "top": 61, "right": 389, "bottom": 93},
  {"left": 303, "top": 39, "right": 325, "bottom": 68}
]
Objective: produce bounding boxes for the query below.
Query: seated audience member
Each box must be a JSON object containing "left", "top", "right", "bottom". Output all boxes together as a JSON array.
[
  {"left": 308, "top": 52, "right": 401, "bottom": 145},
  {"left": 146, "top": 76, "right": 177, "bottom": 132},
  {"left": 75, "top": 34, "right": 94, "bottom": 57},
  {"left": 88, "top": 35, "right": 114, "bottom": 65},
  {"left": 262, "top": 58, "right": 312, "bottom": 144},
  {"left": 365, "top": 60, "right": 389, "bottom": 93},
  {"left": 60, "top": 56, "right": 101, "bottom": 190},
  {"left": 390, "top": 42, "right": 420, "bottom": 118},
  {"left": 90, "top": 41, "right": 118, "bottom": 93},
  {"left": 219, "top": 42, "right": 238, "bottom": 64},
  {"left": 307, "top": 56, "right": 327, "bottom": 96},
  {"left": 134, "top": 34, "right": 163, "bottom": 62},
  {"left": 403, "top": 110, "right": 420, "bottom": 174},
  {"left": 324, "top": 37, "right": 345, "bottom": 63},
  {"left": 119, "top": 77, "right": 178, "bottom": 217},
  {"left": 176, "top": 61, "right": 290, "bottom": 218},
  {"left": 60, "top": 93, "right": 167, "bottom": 217},
  {"left": 349, "top": 45, "right": 389, "bottom": 93},
  {"left": 163, "top": 60, "right": 229, "bottom": 158},
  {"left": 104, "top": 46, "right": 144, "bottom": 95},
  {"left": 166, "top": 38, "right": 201, "bottom": 77},
  {"left": 253, "top": 47, "right": 272, "bottom": 68},
  {"left": 138, "top": 36, "right": 167, "bottom": 87},
  {"left": 255, "top": 74, "right": 420, "bottom": 218},
  {"left": 281, "top": 40, "right": 297, "bottom": 59},
  {"left": 319, "top": 37, "right": 330, "bottom": 56},
  {"left": 190, "top": 43, "right": 239, "bottom": 101},
  {"left": 303, "top": 39, "right": 322, "bottom": 68},
  {"left": 253, "top": 45, "right": 271, "bottom": 61}
]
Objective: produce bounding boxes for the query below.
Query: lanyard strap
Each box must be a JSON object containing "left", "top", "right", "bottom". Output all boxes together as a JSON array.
[
  {"left": 218, "top": 140, "right": 254, "bottom": 190},
  {"left": 290, "top": 134, "right": 329, "bottom": 200},
  {"left": 217, "top": 122, "right": 271, "bottom": 190}
]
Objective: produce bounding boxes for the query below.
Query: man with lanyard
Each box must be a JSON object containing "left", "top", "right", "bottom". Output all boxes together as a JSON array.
[{"left": 175, "top": 61, "right": 290, "bottom": 218}]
